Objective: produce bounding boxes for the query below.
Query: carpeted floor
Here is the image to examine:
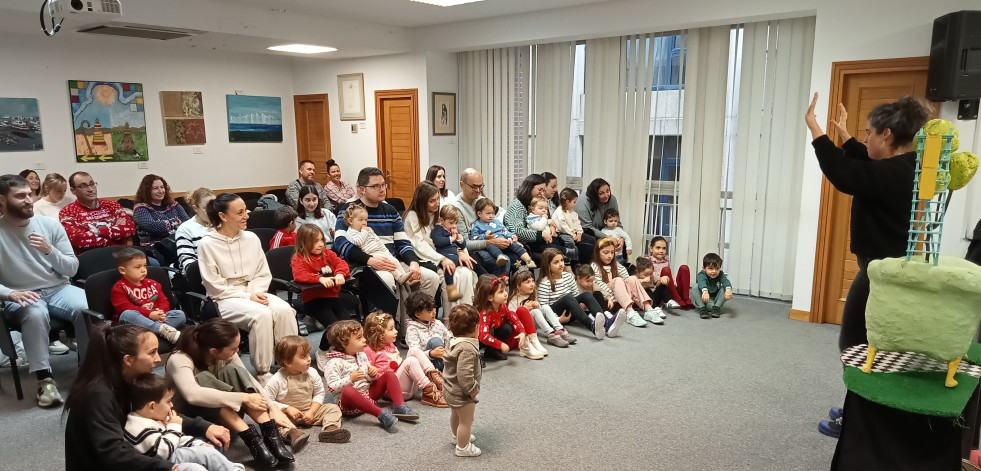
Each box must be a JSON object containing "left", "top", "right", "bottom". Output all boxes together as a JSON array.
[{"left": 0, "top": 296, "right": 845, "bottom": 470}]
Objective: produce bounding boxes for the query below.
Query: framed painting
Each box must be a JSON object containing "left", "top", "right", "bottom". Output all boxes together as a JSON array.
[
  {"left": 160, "top": 91, "right": 206, "bottom": 145},
  {"left": 0, "top": 98, "right": 43, "bottom": 151},
  {"left": 226, "top": 95, "right": 283, "bottom": 142},
  {"left": 432, "top": 92, "right": 456, "bottom": 136},
  {"left": 68, "top": 80, "right": 148, "bottom": 162},
  {"left": 337, "top": 73, "right": 365, "bottom": 121}
]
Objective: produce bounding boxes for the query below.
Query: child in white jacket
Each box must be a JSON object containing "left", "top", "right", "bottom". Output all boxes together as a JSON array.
[{"left": 403, "top": 292, "right": 453, "bottom": 371}]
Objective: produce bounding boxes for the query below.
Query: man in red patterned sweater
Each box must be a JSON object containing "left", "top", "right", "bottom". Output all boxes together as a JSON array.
[{"left": 59, "top": 172, "right": 136, "bottom": 255}]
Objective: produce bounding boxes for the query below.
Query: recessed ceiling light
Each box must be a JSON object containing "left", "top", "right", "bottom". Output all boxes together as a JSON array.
[
  {"left": 410, "top": 0, "right": 485, "bottom": 6},
  {"left": 267, "top": 44, "right": 337, "bottom": 54}
]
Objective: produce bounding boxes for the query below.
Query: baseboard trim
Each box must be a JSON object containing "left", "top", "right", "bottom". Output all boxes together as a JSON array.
[{"left": 789, "top": 309, "right": 811, "bottom": 322}]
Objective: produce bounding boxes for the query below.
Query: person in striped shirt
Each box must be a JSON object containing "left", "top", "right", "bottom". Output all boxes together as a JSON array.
[{"left": 174, "top": 188, "right": 214, "bottom": 275}]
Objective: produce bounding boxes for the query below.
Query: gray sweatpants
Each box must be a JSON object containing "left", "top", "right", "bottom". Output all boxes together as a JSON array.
[{"left": 691, "top": 286, "right": 728, "bottom": 310}]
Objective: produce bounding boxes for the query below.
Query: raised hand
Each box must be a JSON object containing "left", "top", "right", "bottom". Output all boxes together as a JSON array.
[
  {"left": 830, "top": 102, "right": 852, "bottom": 142},
  {"left": 804, "top": 92, "right": 825, "bottom": 139}
]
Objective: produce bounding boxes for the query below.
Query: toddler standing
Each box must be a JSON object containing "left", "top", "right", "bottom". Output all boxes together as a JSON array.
[
  {"left": 363, "top": 311, "right": 448, "bottom": 408},
  {"left": 110, "top": 247, "right": 185, "bottom": 344},
  {"left": 403, "top": 291, "right": 453, "bottom": 371},
  {"left": 444, "top": 305, "right": 482, "bottom": 457},
  {"left": 693, "top": 253, "right": 733, "bottom": 319},
  {"left": 470, "top": 198, "right": 537, "bottom": 268},
  {"left": 430, "top": 205, "right": 466, "bottom": 302},
  {"left": 266, "top": 335, "right": 350, "bottom": 448},
  {"left": 270, "top": 206, "right": 298, "bottom": 250}
]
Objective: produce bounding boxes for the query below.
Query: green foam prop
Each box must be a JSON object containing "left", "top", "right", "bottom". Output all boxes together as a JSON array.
[{"left": 843, "top": 366, "right": 979, "bottom": 417}]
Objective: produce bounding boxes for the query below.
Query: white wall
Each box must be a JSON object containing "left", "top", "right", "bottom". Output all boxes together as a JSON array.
[
  {"left": 0, "top": 32, "right": 298, "bottom": 198},
  {"left": 426, "top": 51, "right": 461, "bottom": 187},
  {"left": 291, "top": 53, "right": 434, "bottom": 189}
]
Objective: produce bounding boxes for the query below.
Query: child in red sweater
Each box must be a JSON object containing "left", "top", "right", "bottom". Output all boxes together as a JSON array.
[
  {"left": 270, "top": 206, "right": 299, "bottom": 250},
  {"left": 110, "top": 247, "right": 185, "bottom": 344},
  {"left": 474, "top": 274, "right": 540, "bottom": 361},
  {"left": 290, "top": 224, "right": 355, "bottom": 368}
]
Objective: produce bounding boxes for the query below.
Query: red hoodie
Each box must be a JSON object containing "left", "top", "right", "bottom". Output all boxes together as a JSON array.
[
  {"left": 290, "top": 250, "right": 350, "bottom": 303},
  {"left": 110, "top": 277, "right": 169, "bottom": 324}
]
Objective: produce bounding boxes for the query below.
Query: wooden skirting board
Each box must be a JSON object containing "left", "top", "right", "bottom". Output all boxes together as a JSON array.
[
  {"left": 108, "top": 184, "right": 288, "bottom": 200},
  {"left": 789, "top": 309, "right": 811, "bottom": 322}
]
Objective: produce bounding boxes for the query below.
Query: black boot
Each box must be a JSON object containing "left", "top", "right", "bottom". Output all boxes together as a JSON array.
[
  {"left": 259, "top": 420, "right": 295, "bottom": 463},
  {"left": 239, "top": 423, "right": 278, "bottom": 468}
]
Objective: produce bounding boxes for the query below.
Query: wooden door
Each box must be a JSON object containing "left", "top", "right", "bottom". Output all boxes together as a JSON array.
[
  {"left": 809, "top": 57, "right": 936, "bottom": 324},
  {"left": 293, "top": 94, "right": 332, "bottom": 186},
  {"left": 374, "top": 89, "right": 419, "bottom": 204}
]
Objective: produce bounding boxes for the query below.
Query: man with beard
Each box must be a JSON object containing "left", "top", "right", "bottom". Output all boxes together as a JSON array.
[{"left": 0, "top": 174, "right": 88, "bottom": 408}]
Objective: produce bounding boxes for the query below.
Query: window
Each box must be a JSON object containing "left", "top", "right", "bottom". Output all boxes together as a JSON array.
[{"left": 566, "top": 42, "right": 586, "bottom": 190}]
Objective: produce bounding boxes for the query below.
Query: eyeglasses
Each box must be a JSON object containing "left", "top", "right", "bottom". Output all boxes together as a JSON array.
[
  {"left": 463, "top": 181, "right": 485, "bottom": 192},
  {"left": 363, "top": 183, "right": 388, "bottom": 190},
  {"left": 76, "top": 182, "right": 98, "bottom": 190}
]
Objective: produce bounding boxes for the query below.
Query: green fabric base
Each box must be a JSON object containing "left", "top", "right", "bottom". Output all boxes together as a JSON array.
[
  {"left": 843, "top": 366, "right": 979, "bottom": 417},
  {"left": 967, "top": 343, "right": 981, "bottom": 365}
]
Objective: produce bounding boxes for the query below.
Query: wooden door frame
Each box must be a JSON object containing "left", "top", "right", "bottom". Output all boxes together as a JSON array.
[
  {"left": 293, "top": 93, "right": 332, "bottom": 165},
  {"left": 374, "top": 89, "right": 420, "bottom": 181},
  {"left": 806, "top": 57, "right": 929, "bottom": 323}
]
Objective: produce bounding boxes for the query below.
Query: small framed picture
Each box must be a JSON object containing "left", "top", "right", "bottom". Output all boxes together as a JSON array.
[
  {"left": 432, "top": 92, "right": 456, "bottom": 136},
  {"left": 337, "top": 73, "right": 365, "bottom": 121}
]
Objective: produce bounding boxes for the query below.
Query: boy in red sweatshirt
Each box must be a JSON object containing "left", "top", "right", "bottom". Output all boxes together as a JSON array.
[
  {"left": 110, "top": 247, "right": 185, "bottom": 344},
  {"left": 270, "top": 206, "right": 299, "bottom": 250}
]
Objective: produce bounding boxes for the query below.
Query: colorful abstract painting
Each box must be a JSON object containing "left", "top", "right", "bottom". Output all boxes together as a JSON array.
[
  {"left": 226, "top": 95, "right": 282, "bottom": 142},
  {"left": 0, "top": 98, "right": 43, "bottom": 152},
  {"left": 68, "top": 80, "right": 148, "bottom": 163},
  {"left": 161, "top": 91, "right": 206, "bottom": 146}
]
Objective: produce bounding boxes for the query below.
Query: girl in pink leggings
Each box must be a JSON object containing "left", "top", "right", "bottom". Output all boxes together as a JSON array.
[
  {"left": 591, "top": 237, "right": 661, "bottom": 328},
  {"left": 363, "top": 311, "right": 448, "bottom": 408}
]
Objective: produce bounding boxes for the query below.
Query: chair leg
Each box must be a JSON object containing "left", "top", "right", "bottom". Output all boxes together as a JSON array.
[{"left": 11, "top": 362, "right": 23, "bottom": 400}]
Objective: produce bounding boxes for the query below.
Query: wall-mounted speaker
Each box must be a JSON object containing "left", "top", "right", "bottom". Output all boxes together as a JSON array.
[{"left": 926, "top": 10, "right": 981, "bottom": 102}]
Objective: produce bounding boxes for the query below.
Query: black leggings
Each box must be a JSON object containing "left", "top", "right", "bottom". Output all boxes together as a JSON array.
[
  {"left": 491, "top": 323, "right": 514, "bottom": 352},
  {"left": 305, "top": 296, "right": 355, "bottom": 351},
  {"left": 549, "top": 293, "right": 604, "bottom": 329},
  {"left": 839, "top": 256, "right": 872, "bottom": 352},
  {"left": 646, "top": 284, "right": 672, "bottom": 306}
]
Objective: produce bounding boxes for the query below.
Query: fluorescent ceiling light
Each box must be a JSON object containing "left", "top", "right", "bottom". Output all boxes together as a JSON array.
[
  {"left": 410, "top": 0, "right": 485, "bottom": 6},
  {"left": 267, "top": 44, "right": 337, "bottom": 54}
]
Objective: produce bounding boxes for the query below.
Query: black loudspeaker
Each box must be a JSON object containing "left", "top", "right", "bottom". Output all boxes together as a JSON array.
[{"left": 926, "top": 10, "right": 981, "bottom": 102}]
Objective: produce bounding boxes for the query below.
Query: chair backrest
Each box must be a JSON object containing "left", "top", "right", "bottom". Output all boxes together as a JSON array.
[
  {"left": 387, "top": 197, "right": 406, "bottom": 213},
  {"left": 175, "top": 196, "right": 193, "bottom": 217},
  {"left": 266, "top": 188, "right": 287, "bottom": 204},
  {"left": 83, "top": 267, "right": 177, "bottom": 319},
  {"left": 73, "top": 246, "right": 123, "bottom": 285},
  {"left": 247, "top": 228, "right": 276, "bottom": 254},
  {"left": 265, "top": 246, "right": 296, "bottom": 282},
  {"left": 184, "top": 261, "right": 207, "bottom": 295},
  {"left": 248, "top": 209, "right": 277, "bottom": 229},
  {"left": 117, "top": 198, "right": 135, "bottom": 210}
]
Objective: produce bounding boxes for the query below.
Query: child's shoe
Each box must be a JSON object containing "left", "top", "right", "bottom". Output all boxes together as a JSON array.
[
  {"left": 286, "top": 428, "right": 310, "bottom": 452},
  {"left": 378, "top": 411, "right": 398, "bottom": 429},
  {"left": 484, "top": 348, "right": 508, "bottom": 361},
  {"left": 456, "top": 442, "right": 482, "bottom": 457},
  {"left": 605, "top": 309, "right": 627, "bottom": 338},
  {"left": 528, "top": 334, "right": 548, "bottom": 356},
  {"left": 684, "top": 299, "right": 696, "bottom": 310},
  {"left": 699, "top": 307, "right": 710, "bottom": 319},
  {"left": 496, "top": 255, "right": 509, "bottom": 266},
  {"left": 157, "top": 324, "right": 181, "bottom": 344},
  {"left": 546, "top": 331, "right": 570, "bottom": 348},
  {"left": 426, "top": 369, "right": 444, "bottom": 391},
  {"left": 519, "top": 339, "right": 544, "bottom": 360},
  {"left": 318, "top": 425, "right": 351, "bottom": 443},
  {"left": 558, "top": 328, "right": 577, "bottom": 344},
  {"left": 421, "top": 383, "right": 449, "bottom": 408},
  {"left": 393, "top": 404, "right": 420, "bottom": 421},
  {"left": 711, "top": 306, "right": 721, "bottom": 318},
  {"left": 643, "top": 307, "right": 664, "bottom": 324},
  {"left": 625, "top": 310, "right": 647, "bottom": 327},
  {"left": 659, "top": 307, "right": 668, "bottom": 319},
  {"left": 524, "top": 259, "right": 537, "bottom": 269},
  {"left": 396, "top": 271, "right": 412, "bottom": 284},
  {"left": 452, "top": 433, "right": 476, "bottom": 444},
  {"left": 591, "top": 312, "right": 607, "bottom": 340},
  {"left": 446, "top": 284, "right": 463, "bottom": 302},
  {"left": 666, "top": 299, "right": 681, "bottom": 309}
]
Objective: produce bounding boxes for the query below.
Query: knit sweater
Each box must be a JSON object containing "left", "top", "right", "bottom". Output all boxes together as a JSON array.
[
  {"left": 110, "top": 277, "right": 170, "bottom": 324},
  {"left": 600, "top": 226, "right": 632, "bottom": 252},
  {"left": 60, "top": 199, "right": 136, "bottom": 253},
  {"left": 322, "top": 350, "right": 374, "bottom": 394},
  {"left": 333, "top": 199, "right": 420, "bottom": 266},
  {"left": 404, "top": 318, "right": 452, "bottom": 351},
  {"left": 33, "top": 194, "right": 75, "bottom": 218},
  {"left": 443, "top": 337, "right": 480, "bottom": 407},
  {"left": 64, "top": 382, "right": 212, "bottom": 471},
  {"left": 552, "top": 206, "right": 583, "bottom": 236},
  {"left": 471, "top": 218, "right": 514, "bottom": 241},
  {"left": 574, "top": 195, "right": 621, "bottom": 236},
  {"left": 132, "top": 202, "right": 188, "bottom": 247},
  {"left": 478, "top": 304, "right": 525, "bottom": 350},
  {"left": 0, "top": 215, "right": 78, "bottom": 297},
  {"left": 696, "top": 270, "right": 732, "bottom": 297},
  {"left": 403, "top": 210, "right": 446, "bottom": 264},
  {"left": 591, "top": 262, "right": 629, "bottom": 299},
  {"left": 264, "top": 367, "right": 326, "bottom": 410},
  {"left": 297, "top": 211, "right": 337, "bottom": 243},
  {"left": 449, "top": 193, "right": 490, "bottom": 252},
  {"left": 174, "top": 218, "right": 210, "bottom": 275},
  {"left": 503, "top": 199, "right": 543, "bottom": 243},
  {"left": 270, "top": 229, "right": 296, "bottom": 250},
  {"left": 812, "top": 135, "right": 915, "bottom": 259},
  {"left": 537, "top": 271, "right": 579, "bottom": 306},
  {"left": 290, "top": 250, "right": 349, "bottom": 303},
  {"left": 197, "top": 230, "right": 271, "bottom": 301},
  {"left": 123, "top": 413, "right": 204, "bottom": 460}
]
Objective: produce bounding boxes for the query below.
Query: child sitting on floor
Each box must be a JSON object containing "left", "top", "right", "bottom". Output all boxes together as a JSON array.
[
  {"left": 321, "top": 320, "right": 419, "bottom": 429},
  {"left": 110, "top": 247, "right": 185, "bottom": 345},
  {"left": 342, "top": 203, "right": 417, "bottom": 288},
  {"left": 693, "top": 252, "right": 733, "bottom": 319},
  {"left": 403, "top": 291, "right": 453, "bottom": 371},
  {"left": 470, "top": 198, "right": 537, "bottom": 269},
  {"left": 125, "top": 373, "right": 244, "bottom": 471},
  {"left": 430, "top": 205, "right": 466, "bottom": 302},
  {"left": 444, "top": 305, "right": 482, "bottom": 457},
  {"left": 475, "top": 274, "right": 541, "bottom": 361},
  {"left": 643, "top": 236, "right": 693, "bottom": 310},
  {"left": 266, "top": 335, "right": 350, "bottom": 448},
  {"left": 363, "top": 311, "right": 447, "bottom": 408},
  {"left": 599, "top": 208, "right": 632, "bottom": 265},
  {"left": 635, "top": 257, "right": 673, "bottom": 319},
  {"left": 509, "top": 268, "right": 574, "bottom": 348},
  {"left": 270, "top": 206, "right": 299, "bottom": 250}
]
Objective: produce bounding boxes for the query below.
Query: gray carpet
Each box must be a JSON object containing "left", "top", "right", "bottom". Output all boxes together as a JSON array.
[{"left": 0, "top": 296, "right": 845, "bottom": 470}]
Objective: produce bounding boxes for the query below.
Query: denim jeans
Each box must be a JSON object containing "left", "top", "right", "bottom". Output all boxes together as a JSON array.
[
  {"left": 473, "top": 249, "right": 508, "bottom": 276},
  {"left": 171, "top": 445, "right": 244, "bottom": 471},
  {"left": 2, "top": 283, "right": 88, "bottom": 371},
  {"left": 425, "top": 337, "right": 444, "bottom": 371},
  {"left": 118, "top": 309, "right": 186, "bottom": 332}
]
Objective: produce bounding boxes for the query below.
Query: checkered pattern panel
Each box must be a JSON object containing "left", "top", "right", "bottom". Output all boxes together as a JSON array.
[{"left": 841, "top": 344, "right": 981, "bottom": 378}]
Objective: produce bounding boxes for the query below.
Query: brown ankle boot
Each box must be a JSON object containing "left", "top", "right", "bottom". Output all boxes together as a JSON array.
[
  {"left": 318, "top": 424, "right": 351, "bottom": 443},
  {"left": 426, "top": 369, "right": 444, "bottom": 391},
  {"left": 286, "top": 428, "right": 310, "bottom": 452},
  {"left": 446, "top": 284, "right": 463, "bottom": 302},
  {"left": 421, "top": 383, "right": 448, "bottom": 408}
]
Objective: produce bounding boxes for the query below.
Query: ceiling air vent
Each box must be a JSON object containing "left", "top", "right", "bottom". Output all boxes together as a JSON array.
[{"left": 78, "top": 22, "right": 204, "bottom": 40}]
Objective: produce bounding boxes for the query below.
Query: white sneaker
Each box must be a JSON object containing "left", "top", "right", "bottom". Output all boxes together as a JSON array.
[
  {"left": 452, "top": 433, "right": 476, "bottom": 444},
  {"left": 592, "top": 312, "right": 607, "bottom": 340},
  {"left": 456, "top": 442, "right": 482, "bottom": 457},
  {"left": 157, "top": 324, "right": 181, "bottom": 344},
  {"left": 255, "top": 372, "right": 273, "bottom": 387},
  {"left": 605, "top": 309, "right": 628, "bottom": 338},
  {"left": 48, "top": 340, "right": 69, "bottom": 355},
  {"left": 626, "top": 311, "right": 647, "bottom": 327},
  {"left": 36, "top": 377, "right": 63, "bottom": 408},
  {"left": 658, "top": 307, "right": 667, "bottom": 319},
  {"left": 666, "top": 299, "right": 681, "bottom": 309},
  {"left": 643, "top": 308, "right": 664, "bottom": 325},
  {"left": 316, "top": 349, "right": 330, "bottom": 373}
]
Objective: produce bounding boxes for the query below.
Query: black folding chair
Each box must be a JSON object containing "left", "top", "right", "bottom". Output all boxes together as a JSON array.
[
  {"left": 0, "top": 303, "right": 25, "bottom": 399},
  {"left": 247, "top": 228, "right": 276, "bottom": 254},
  {"left": 72, "top": 246, "right": 120, "bottom": 287},
  {"left": 79, "top": 267, "right": 180, "bottom": 353},
  {"left": 248, "top": 210, "right": 277, "bottom": 230}
]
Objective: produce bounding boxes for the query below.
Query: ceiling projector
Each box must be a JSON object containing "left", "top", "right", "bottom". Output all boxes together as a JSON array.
[{"left": 48, "top": 0, "right": 122, "bottom": 18}]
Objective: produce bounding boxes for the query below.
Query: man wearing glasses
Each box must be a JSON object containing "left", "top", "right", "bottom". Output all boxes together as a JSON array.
[
  {"left": 59, "top": 172, "right": 136, "bottom": 255},
  {"left": 333, "top": 167, "right": 441, "bottom": 320},
  {"left": 450, "top": 168, "right": 512, "bottom": 276}
]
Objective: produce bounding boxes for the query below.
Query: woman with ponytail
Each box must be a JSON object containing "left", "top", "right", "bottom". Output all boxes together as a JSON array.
[{"left": 64, "top": 324, "right": 230, "bottom": 471}]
